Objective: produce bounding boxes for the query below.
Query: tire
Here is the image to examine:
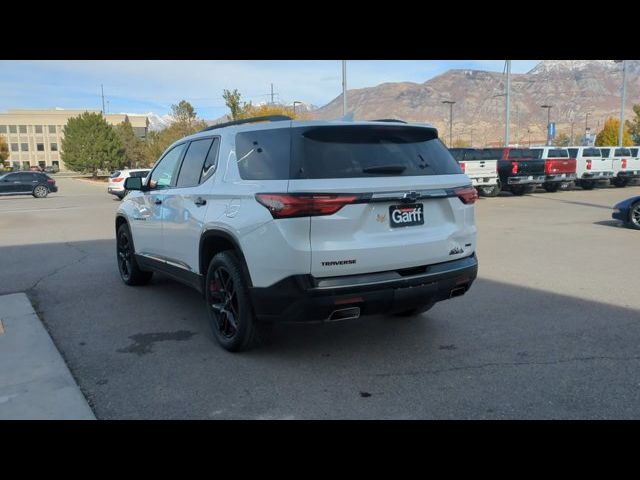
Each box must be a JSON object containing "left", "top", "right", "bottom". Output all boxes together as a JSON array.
[
  {"left": 559, "top": 181, "right": 572, "bottom": 191},
  {"left": 628, "top": 201, "right": 640, "bottom": 230},
  {"left": 579, "top": 180, "right": 595, "bottom": 190},
  {"left": 543, "top": 182, "right": 561, "bottom": 193},
  {"left": 32, "top": 185, "right": 49, "bottom": 198},
  {"left": 479, "top": 182, "right": 501, "bottom": 197},
  {"left": 393, "top": 302, "right": 436, "bottom": 317},
  {"left": 116, "top": 223, "right": 153, "bottom": 286},
  {"left": 612, "top": 177, "right": 628, "bottom": 188},
  {"left": 510, "top": 185, "right": 529, "bottom": 196},
  {"left": 205, "top": 251, "right": 267, "bottom": 352}
]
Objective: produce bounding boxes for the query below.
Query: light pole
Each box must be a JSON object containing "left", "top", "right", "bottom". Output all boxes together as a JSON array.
[
  {"left": 342, "top": 60, "right": 347, "bottom": 116},
  {"left": 292, "top": 101, "right": 302, "bottom": 116},
  {"left": 614, "top": 60, "right": 627, "bottom": 147},
  {"left": 505, "top": 60, "right": 511, "bottom": 147},
  {"left": 442, "top": 100, "right": 455, "bottom": 147},
  {"left": 541, "top": 104, "right": 553, "bottom": 145}
]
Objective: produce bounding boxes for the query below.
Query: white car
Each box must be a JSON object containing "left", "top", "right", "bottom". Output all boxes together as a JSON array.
[
  {"left": 108, "top": 169, "right": 151, "bottom": 200},
  {"left": 567, "top": 146, "right": 614, "bottom": 190},
  {"left": 115, "top": 117, "right": 478, "bottom": 351}
]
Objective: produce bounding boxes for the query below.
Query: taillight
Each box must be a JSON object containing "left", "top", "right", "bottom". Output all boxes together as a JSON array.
[
  {"left": 454, "top": 186, "right": 478, "bottom": 205},
  {"left": 511, "top": 161, "right": 518, "bottom": 175},
  {"left": 459, "top": 162, "right": 466, "bottom": 173},
  {"left": 545, "top": 161, "right": 551, "bottom": 174},
  {"left": 112, "top": 177, "right": 124, "bottom": 183},
  {"left": 586, "top": 160, "right": 592, "bottom": 170},
  {"left": 255, "top": 193, "right": 359, "bottom": 218},
  {"left": 622, "top": 159, "right": 627, "bottom": 169}
]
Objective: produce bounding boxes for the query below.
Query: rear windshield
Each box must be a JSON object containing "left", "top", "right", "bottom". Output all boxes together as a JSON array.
[
  {"left": 291, "top": 126, "right": 461, "bottom": 179},
  {"left": 548, "top": 149, "right": 569, "bottom": 158},
  {"left": 236, "top": 125, "right": 462, "bottom": 180},
  {"left": 508, "top": 149, "right": 542, "bottom": 159},
  {"left": 631, "top": 148, "right": 638, "bottom": 156},
  {"left": 615, "top": 148, "right": 631, "bottom": 156},
  {"left": 582, "top": 148, "right": 601, "bottom": 157},
  {"left": 448, "top": 148, "right": 468, "bottom": 162},
  {"left": 600, "top": 148, "right": 610, "bottom": 157},
  {"left": 466, "top": 149, "right": 500, "bottom": 161}
]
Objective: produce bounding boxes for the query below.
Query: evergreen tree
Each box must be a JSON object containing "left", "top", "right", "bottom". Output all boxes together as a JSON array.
[
  {"left": 61, "top": 112, "right": 125, "bottom": 176},
  {"left": 115, "top": 117, "right": 146, "bottom": 168},
  {"left": 595, "top": 117, "right": 633, "bottom": 146},
  {"left": 626, "top": 104, "right": 640, "bottom": 145},
  {"left": 0, "top": 135, "right": 9, "bottom": 164}
]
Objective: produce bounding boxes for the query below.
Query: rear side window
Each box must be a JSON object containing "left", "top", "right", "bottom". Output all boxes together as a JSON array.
[
  {"left": 548, "top": 149, "right": 568, "bottom": 158},
  {"left": 177, "top": 138, "right": 214, "bottom": 187},
  {"left": 583, "top": 148, "right": 601, "bottom": 157},
  {"left": 508, "top": 149, "right": 541, "bottom": 159},
  {"left": 448, "top": 148, "right": 467, "bottom": 162},
  {"left": 615, "top": 148, "right": 631, "bottom": 156},
  {"left": 236, "top": 129, "right": 291, "bottom": 180},
  {"left": 291, "top": 125, "right": 461, "bottom": 179},
  {"left": 110, "top": 171, "right": 121, "bottom": 178}
]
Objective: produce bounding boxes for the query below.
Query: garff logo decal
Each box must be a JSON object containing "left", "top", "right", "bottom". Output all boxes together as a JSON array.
[{"left": 392, "top": 207, "right": 422, "bottom": 224}]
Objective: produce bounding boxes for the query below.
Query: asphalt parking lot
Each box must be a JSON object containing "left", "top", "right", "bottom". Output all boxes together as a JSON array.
[{"left": 1, "top": 177, "right": 639, "bottom": 419}]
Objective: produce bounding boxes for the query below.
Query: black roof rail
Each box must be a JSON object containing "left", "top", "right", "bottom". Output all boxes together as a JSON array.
[
  {"left": 200, "top": 115, "right": 292, "bottom": 132},
  {"left": 371, "top": 118, "right": 407, "bottom": 123}
]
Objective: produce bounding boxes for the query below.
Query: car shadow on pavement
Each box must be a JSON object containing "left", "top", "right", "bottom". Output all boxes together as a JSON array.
[{"left": 3, "top": 239, "right": 640, "bottom": 419}]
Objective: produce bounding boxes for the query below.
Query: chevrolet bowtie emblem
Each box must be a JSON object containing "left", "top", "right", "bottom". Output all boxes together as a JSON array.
[{"left": 376, "top": 213, "right": 386, "bottom": 223}]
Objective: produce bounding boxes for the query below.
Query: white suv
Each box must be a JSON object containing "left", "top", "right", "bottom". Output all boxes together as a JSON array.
[
  {"left": 115, "top": 117, "right": 478, "bottom": 351},
  {"left": 108, "top": 169, "right": 151, "bottom": 200}
]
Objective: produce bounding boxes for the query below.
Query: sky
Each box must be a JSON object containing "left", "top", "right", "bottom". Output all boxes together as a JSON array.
[{"left": 0, "top": 60, "right": 541, "bottom": 120}]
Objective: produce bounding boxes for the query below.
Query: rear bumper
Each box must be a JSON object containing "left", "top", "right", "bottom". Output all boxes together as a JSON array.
[
  {"left": 507, "top": 175, "right": 546, "bottom": 185},
  {"left": 617, "top": 170, "right": 640, "bottom": 178},
  {"left": 545, "top": 173, "right": 576, "bottom": 182},
  {"left": 49, "top": 185, "right": 58, "bottom": 193},
  {"left": 470, "top": 177, "right": 499, "bottom": 187},
  {"left": 249, "top": 254, "right": 478, "bottom": 323},
  {"left": 612, "top": 208, "right": 627, "bottom": 222},
  {"left": 582, "top": 171, "right": 614, "bottom": 179},
  {"left": 108, "top": 187, "right": 125, "bottom": 196}
]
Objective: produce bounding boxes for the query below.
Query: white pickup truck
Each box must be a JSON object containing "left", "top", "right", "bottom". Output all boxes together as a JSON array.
[
  {"left": 567, "top": 146, "right": 614, "bottom": 190},
  {"left": 600, "top": 147, "right": 640, "bottom": 187},
  {"left": 449, "top": 148, "right": 500, "bottom": 197}
]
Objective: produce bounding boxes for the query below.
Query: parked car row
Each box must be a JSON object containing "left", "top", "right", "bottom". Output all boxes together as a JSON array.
[{"left": 449, "top": 146, "right": 640, "bottom": 196}]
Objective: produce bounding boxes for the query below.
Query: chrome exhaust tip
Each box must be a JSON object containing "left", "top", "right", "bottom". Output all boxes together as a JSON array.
[
  {"left": 326, "top": 307, "right": 361, "bottom": 322},
  {"left": 449, "top": 286, "right": 467, "bottom": 298}
]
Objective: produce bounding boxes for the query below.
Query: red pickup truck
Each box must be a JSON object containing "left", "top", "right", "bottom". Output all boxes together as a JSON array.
[{"left": 530, "top": 147, "right": 577, "bottom": 192}]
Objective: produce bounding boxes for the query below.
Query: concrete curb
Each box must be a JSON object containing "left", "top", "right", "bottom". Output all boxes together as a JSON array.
[{"left": 0, "top": 293, "right": 95, "bottom": 420}]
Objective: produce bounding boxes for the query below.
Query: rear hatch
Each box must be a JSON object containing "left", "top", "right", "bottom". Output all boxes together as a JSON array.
[
  {"left": 459, "top": 149, "right": 498, "bottom": 178},
  {"left": 595, "top": 148, "right": 615, "bottom": 172},
  {"left": 286, "top": 124, "right": 475, "bottom": 277},
  {"left": 506, "top": 149, "right": 546, "bottom": 176},
  {"left": 544, "top": 148, "right": 576, "bottom": 174}
]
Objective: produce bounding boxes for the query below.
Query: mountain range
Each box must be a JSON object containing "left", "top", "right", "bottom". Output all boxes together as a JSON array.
[{"left": 310, "top": 60, "right": 640, "bottom": 146}]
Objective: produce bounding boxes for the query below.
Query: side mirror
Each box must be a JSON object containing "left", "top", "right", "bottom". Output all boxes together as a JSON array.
[{"left": 124, "top": 176, "right": 145, "bottom": 191}]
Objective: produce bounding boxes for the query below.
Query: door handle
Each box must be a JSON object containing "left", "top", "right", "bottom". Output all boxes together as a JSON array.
[
  {"left": 154, "top": 198, "right": 162, "bottom": 205},
  {"left": 194, "top": 197, "right": 207, "bottom": 206}
]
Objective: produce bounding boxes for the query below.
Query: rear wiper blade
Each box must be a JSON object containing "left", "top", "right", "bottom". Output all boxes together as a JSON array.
[{"left": 362, "top": 165, "right": 407, "bottom": 174}]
